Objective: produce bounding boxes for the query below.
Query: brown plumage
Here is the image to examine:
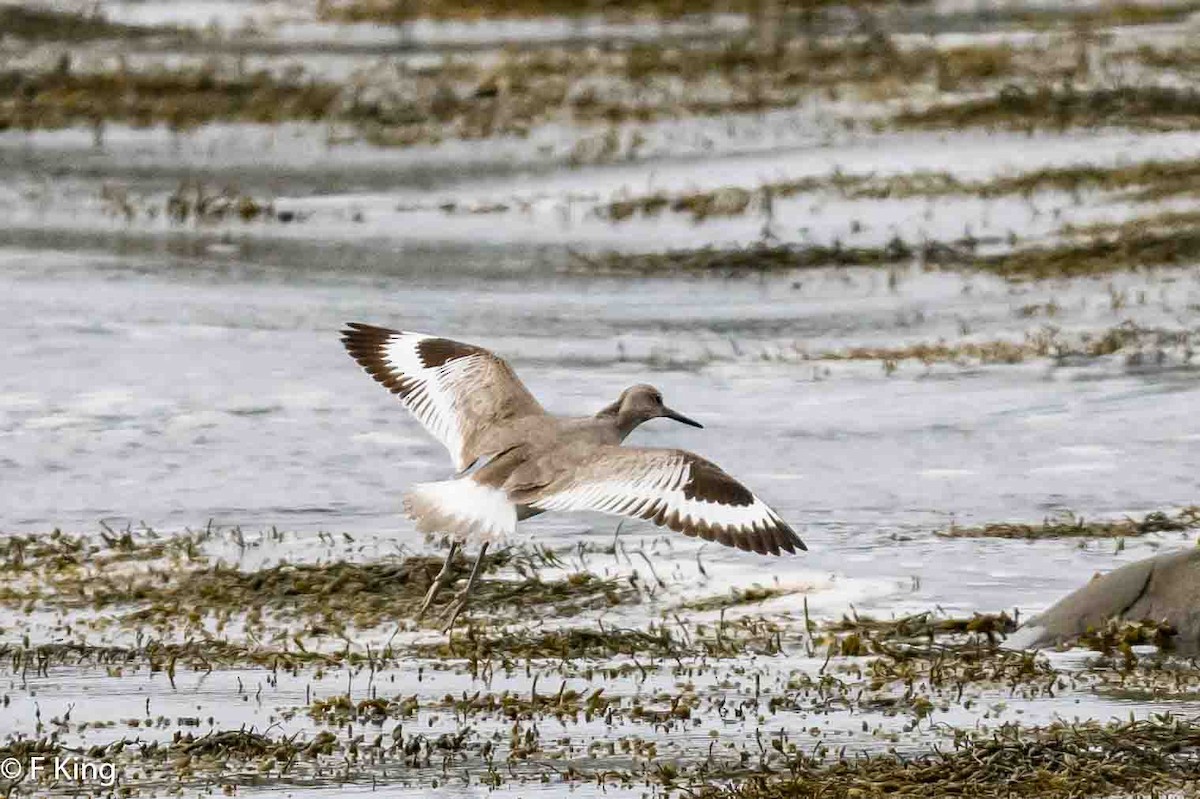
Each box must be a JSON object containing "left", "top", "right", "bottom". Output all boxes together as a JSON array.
[{"left": 341, "top": 322, "right": 805, "bottom": 556}]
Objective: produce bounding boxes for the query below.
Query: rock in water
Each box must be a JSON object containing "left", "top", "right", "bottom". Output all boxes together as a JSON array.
[{"left": 1008, "top": 547, "right": 1200, "bottom": 652}]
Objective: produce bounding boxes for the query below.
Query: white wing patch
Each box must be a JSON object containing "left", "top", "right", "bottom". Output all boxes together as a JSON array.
[
  {"left": 528, "top": 451, "right": 803, "bottom": 555},
  {"left": 378, "top": 331, "right": 469, "bottom": 468},
  {"left": 342, "top": 323, "right": 543, "bottom": 472}
]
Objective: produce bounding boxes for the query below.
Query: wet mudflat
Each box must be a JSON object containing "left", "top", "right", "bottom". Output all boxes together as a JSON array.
[{"left": 2, "top": 0, "right": 1200, "bottom": 796}]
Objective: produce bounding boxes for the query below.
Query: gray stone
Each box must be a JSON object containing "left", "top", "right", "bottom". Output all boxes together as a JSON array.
[{"left": 1009, "top": 547, "right": 1200, "bottom": 652}]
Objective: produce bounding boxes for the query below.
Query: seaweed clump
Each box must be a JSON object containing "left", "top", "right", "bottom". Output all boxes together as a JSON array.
[
  {"left": 0, "top": 534, "right": 640, "bottom": 634},
  {"left": 681, "top": 584, "right": 801, "bottom": 612},
  {"left": 413, "top": 614, "right": 785, "bottom": 666},
  {"left": 0, "top": 67, "right": 343, "bottom": 132},
  {"left": 0, "top": 6, "right": 160, "bottom": 41},
  {"left": 600, "top": 156, "right": 1200, "bottom": 224},
  {"left": 941, "top": 508, "right": 1200, "bottom": 540},
  {"left": 1078, "top": 617, "right": 1178, "bottom": 664},
  {"left": 581, "top": 211, "right": 1200, "bottom": 279},
  {"left": 895, "top": 85, "right": 1200, "bottom": 133},
  {"left": 707, "top": 715, "right": 1200, "bottom": 799},
  {"left": 317, "top": 0, "right": 747, "bottom": 21},
  {"left": 976, "top": 226, "right": 1200, "bottom": 279},
  {"left": 568, "top": 238, "right": 953, "bottom": 274}
]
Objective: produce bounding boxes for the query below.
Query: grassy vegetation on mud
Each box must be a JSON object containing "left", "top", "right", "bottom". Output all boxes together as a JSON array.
[
  {"left": 314, "top": 0, "right": 1200, "bottom": 30},
  {"left": 569, "top": 238, "right": 933, "bottom": 274},
  {"left": 599, "top": 157, "right": 1200, "bottom": 224},
  {"left": 941, "top": 507, "right": 1200, "bottom": 540},
  {"left": 8, "top": 0, "right": 1200, "bottom": 291},
  {"left": 894, "top": 85, "right": 1200, "bottom": 134},
  {"left": 0, "top": 66, "right": 343, "bottom": 132},
  {"left": 2, "top": 526, "right": 1199, "bottom": 796},
  {"left": 0, "top": 35, "right": 1036, "bottom": 138},
  {"left": 0, "top": 14, "right": 1170, "bottom": 142},
  {"left": 977, "top": 225, "right": 1200, "bottom": 280},
  {"left": 5, "top": 0, "right": 1200, "bottom": 187},
  {"left": 0, "top": 5, "right": 167, "bottom": 42},
  {"left": 1, "top": 527, "right": 1190, "bottom": 665},
  {"left": 100, "top": 181, "right": 276, "bottom": 225},
  {"left": 315, "top": 0, "right": 768, "bottom": 22},
  {"left": 572, "top": 220, "right": 1200, "bottom": 279},
  {"left": 0, "top": 528, "right": 642, "bottom": 640},
  {"left": 6, "top": 709, "right": 1200, "bottom": 797},
  {"left": 705, "top": 715, "right": 1200, "bottom": 799},
  {"left": 810, "top": 323, "right": 1199, "bottom": 369}
]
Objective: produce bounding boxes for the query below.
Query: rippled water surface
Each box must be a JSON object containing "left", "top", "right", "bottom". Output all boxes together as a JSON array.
[
  {"left": 3, "top": 231, "right": 1198, "bottom": 794},
  {"left": 4, "top": 233, "right": 1199, "bottom": 630}
]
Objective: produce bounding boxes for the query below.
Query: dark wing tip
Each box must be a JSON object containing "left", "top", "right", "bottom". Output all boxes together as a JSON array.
[
  {"left": 340, "top": 323, "right": 412, "bottom": 397},
  {"left": 776, "top": 519, "right": 807, "bottom": 554},
  {"left": 738, "top": 520, "right": 806, "bottom": 556},
  {"left": 341, "top": 321, "right": 398, "bottom": 343},
  {"left": 341, "top": 323, "right": 400, "bottom": 363},
  {"left": 660, "top": 517, "right": 806, "bottom": 556}
]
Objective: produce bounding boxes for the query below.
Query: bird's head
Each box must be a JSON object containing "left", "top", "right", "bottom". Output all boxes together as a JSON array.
[{"left": 610, "top": 384, "right": 703, "bottom": 433}]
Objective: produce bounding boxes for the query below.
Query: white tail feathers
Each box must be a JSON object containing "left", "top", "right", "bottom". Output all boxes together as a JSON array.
[{"left": 403, "top": 478, "right": 517, "bottom": 541}]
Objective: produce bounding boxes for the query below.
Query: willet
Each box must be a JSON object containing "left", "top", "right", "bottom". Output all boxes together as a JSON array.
[{"left": 342, "top": 322, "right": 806, "bottom": 629}]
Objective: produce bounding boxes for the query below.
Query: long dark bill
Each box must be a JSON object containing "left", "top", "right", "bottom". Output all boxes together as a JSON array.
[{"left": 663, "top": 407, "right": 704, "bottom": 428}]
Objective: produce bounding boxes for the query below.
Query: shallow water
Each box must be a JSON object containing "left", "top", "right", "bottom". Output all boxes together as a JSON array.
[
  {"left": 4, "top": 220, "right": 1199, "bottom": 794},
  {"left": 2, "top": 228, "right": 1197, "bottom": 606}
]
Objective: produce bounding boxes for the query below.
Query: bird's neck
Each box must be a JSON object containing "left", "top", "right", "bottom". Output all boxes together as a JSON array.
[{"left": 595, "top": 403, "right": 641, "bottom": 441}]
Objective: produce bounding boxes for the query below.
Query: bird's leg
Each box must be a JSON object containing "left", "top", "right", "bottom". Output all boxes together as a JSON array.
[
  {"left": 417, "top": 539, "right": 461, "bottom": 621},
  {"left": 441, "top": 542, "right": 489, "bottom": 632}
]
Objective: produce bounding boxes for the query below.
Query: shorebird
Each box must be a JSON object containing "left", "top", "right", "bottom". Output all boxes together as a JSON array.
[{"left": 341, "top": 322, "right": 806, "bottom": 629}]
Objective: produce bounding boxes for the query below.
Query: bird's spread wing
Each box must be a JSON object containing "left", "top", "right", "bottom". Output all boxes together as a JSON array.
[
  {"left": 341, "top": 323, "right": 544, "bottom": 470},
  {"left": 524, "top": 447, "right": 805, "bottom": 555}
]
